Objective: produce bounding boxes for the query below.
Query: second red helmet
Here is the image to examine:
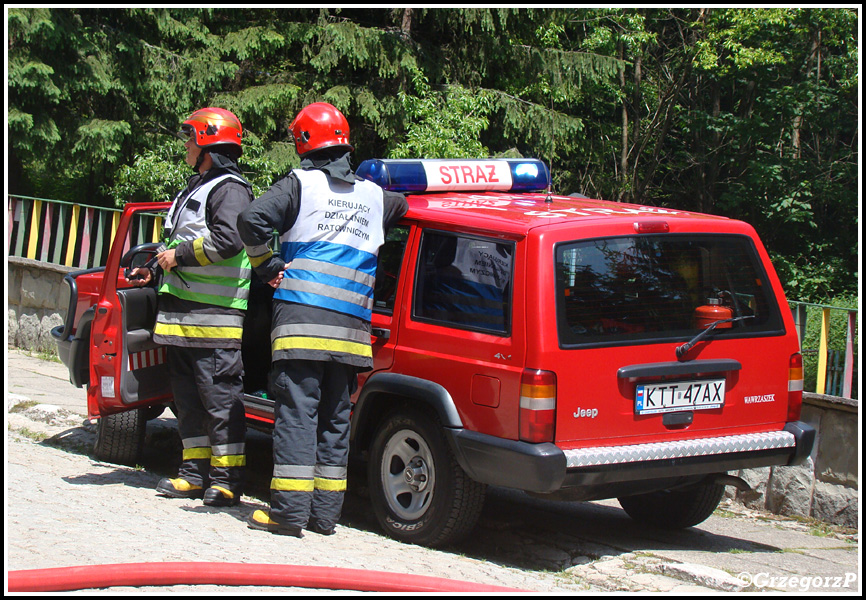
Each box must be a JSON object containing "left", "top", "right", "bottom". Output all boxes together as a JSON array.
[{"left": 289, "top": 102, "right": 353, "bottom": 157}]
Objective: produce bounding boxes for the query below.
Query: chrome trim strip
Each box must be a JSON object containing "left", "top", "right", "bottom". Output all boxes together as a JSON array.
[{"left": 564, "top": 431, "right": 796, "bottom": 468}]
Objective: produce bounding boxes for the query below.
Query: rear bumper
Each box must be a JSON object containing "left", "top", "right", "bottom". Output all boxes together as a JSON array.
[{"left": 446, "top": 422, "right": 816, "bottom": 494}]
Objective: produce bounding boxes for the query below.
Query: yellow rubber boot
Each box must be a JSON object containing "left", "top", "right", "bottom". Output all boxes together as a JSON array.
[
  {"left": 247, "top": 510, "right": 303, "bottom": 537},
  {"left": 156, "top": 477, "right": 204, "bottom": 499}
]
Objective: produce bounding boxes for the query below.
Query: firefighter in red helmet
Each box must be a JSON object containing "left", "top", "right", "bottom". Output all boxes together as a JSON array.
[
  {"left": 239, "top": 102, "right": 408, "bottom": 537},
  {"left": 127, "top": 107, "right": 253, "bottom": 508}
]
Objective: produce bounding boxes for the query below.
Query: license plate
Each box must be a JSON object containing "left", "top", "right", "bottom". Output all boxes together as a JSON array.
[{"left": 635, "top": 379, "right": 725, "bottom": 415}]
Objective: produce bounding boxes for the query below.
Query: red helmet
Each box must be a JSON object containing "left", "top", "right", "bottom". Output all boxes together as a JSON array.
[
  {"left": 289, "top": 102, "right": 353, "bottom": 157},
  {"left": 179, "top": 107, "right": 243, "bottom": 152}
]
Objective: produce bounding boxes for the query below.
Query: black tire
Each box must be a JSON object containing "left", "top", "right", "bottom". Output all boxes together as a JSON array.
[
  {"left": 367, "top": 407, "right": 486, "bottom": 548},
  {"left": 618, "top": 481, "right": 726, "bottom": 529},
  {"left": 93, "top": 408, "right": 146, "bottom": 466}
]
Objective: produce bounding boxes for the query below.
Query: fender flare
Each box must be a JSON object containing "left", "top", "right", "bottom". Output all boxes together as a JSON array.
[
  {"left": 351, "top": 372, "right": 462, "bottom": 453},
  {"left": 351, "top": 372, "right": 567, "bottom": 493}
]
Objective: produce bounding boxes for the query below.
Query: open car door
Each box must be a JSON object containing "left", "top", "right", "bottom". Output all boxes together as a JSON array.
[{"left": 115, "top": 269, "right": 172, "bottom": 408}]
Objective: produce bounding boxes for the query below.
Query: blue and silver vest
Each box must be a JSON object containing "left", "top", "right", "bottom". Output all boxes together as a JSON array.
[{"left": 274, "top": 169, "right": 384, "bottom": 322}]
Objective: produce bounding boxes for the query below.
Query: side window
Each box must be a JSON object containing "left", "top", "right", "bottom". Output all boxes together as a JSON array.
[
  {"left": 413, "top": 231, "right": 513, "bottom": 335},
  {"left": 373, "top": 225, "right": 410, "bottom": 312}
]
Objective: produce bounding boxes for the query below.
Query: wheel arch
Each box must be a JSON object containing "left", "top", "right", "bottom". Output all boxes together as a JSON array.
[{"left": 351, "top": 372, "right": 462, "bottom": 458}]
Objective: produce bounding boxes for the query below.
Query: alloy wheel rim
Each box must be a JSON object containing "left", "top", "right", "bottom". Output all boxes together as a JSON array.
[{"left": 380, "top": 428, "right": 436, "bottom": 521}]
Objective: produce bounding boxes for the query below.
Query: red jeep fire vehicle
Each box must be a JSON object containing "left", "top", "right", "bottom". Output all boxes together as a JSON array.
[{"left": 52, "top": 158, "right": 814, "bottom": 548}]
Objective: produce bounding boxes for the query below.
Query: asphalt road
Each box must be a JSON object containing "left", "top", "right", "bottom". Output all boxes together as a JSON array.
[{"left": 6, "top": 347, "right": 861, "bottom": 594}]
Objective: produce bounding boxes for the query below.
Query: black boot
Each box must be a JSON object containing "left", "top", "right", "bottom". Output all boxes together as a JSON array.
[
  {"left": 306, "top": 522, "right": 336, "bottom": 536},
  {"left": 203, "top": 485, "right": 240, "bottom": 507},
  {"left": 156, "top": 477, "right": 205, "bottom": 499},
  {"left": 247, "top": 510, "right": 303, "bottom": 537}
]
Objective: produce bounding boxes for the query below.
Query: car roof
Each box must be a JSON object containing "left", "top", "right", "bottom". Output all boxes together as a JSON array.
[{"left": 403, "top": 191, "right": 727, "bottom": 235}]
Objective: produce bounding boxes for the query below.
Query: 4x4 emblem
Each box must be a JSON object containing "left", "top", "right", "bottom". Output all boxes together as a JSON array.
[{"left": 494, "top": 353, "right": 511, "bottom": 360}]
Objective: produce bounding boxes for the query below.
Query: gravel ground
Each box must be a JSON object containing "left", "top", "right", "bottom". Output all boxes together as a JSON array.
[{"left": 6, "top": 348, "right": 860, "bottom": 594}]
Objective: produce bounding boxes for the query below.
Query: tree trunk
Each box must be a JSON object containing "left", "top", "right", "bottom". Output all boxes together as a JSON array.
[
  {"left": 401, "top": 8, "right": 413, "bottom": 37},
  {"left": 702, "top": 78, "right": 721, "bottom": 213},
  {"left": 629, "top": 49, "right": 643, "bottom": 203},
  {"left": 632, "top": 9, "right": 706, "bottom": 203},
  {"left": 618, "top": 40, "right": 628, "bottom": 202},
  {"left": 793, "top": 26, "right": 821, "bottom": 160},
  {"left": 399, "top": 8, "right": 414, "bottom": 94}
]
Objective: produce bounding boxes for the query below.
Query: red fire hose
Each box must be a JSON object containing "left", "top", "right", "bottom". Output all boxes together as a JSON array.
[{"left": 7, "top": 562, "right": 530, "bottom": 593}]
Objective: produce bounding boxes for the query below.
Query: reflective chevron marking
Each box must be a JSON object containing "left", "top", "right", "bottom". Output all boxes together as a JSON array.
[{"left": 129, "top": 347, "right": 167, "bottom": 371}]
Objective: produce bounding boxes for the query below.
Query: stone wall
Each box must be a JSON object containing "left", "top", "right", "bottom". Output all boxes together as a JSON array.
[
  {"left": 730, "top": 393, "right": 859, "bottom": 529},
  {"left": 7, "top": 257, "right": 73, "bottom": 353},
  {"left": 6, "top": 257, "right": 860, "bottom": 527}
]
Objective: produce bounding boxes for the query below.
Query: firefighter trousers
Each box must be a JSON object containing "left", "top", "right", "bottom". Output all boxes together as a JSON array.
[
  {"left": 269, "top": 359, "right": 355, "bottom": 531},
  {"left": 167, "top": 346, "right": 246, "bottom": 494}
]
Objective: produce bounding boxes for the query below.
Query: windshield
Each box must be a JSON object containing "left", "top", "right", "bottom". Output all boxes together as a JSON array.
[{"left": 554, "top": 234, "right": 784, "bottom": 347}]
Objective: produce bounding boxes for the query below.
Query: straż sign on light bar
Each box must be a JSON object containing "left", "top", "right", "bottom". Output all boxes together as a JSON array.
[
  {"left": 422, "top": 160, "right": 513, "bottom": 191},
  {"left": 356, "top": 158, "right": 550, "bottom": 193}
]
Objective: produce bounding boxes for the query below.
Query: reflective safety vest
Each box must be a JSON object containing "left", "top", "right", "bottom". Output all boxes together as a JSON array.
[
  {"left": 158, "top": 174, "right": 252, "bottom": 311},
  {"left": 274, "top": 169, "right": 384, "bottom": 322}
]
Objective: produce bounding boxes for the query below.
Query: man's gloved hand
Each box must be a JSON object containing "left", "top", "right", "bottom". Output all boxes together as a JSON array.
[
  {"left": 125, "top": 255, "right": 158, "bottom": 287},
  {"left": 268, "top": 263, "right": 292, "bottom": 289}
]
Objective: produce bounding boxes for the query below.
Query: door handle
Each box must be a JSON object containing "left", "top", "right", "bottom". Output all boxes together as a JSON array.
[{"left": 371, "top": 327, "right": 391, "bottom": 340}]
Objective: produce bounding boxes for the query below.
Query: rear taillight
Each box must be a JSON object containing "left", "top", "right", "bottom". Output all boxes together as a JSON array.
[
  {"left": 787, "top": 353, "right": 804, "bottom": 421},
  {"left": 519, "top": 369, "right": 556, "bottom": 443}
]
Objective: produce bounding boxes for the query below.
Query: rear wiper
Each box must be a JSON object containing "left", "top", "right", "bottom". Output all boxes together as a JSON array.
[{"left": 676, "top": 315, "right": 755, "bottom": 360}]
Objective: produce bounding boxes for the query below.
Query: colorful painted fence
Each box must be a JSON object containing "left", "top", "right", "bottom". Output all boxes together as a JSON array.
[
  {"left": 790, "top": 301, "right": 858, "bottom": 399},
  {"left": 7, "top": 195, "right": 859, "bottom": 400},
  {"left": 8, "top": 195, "right": 164, "bottom": 269}
]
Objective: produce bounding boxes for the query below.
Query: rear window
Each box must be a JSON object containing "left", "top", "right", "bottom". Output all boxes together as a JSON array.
[{"left": 555, "top": 234, "right": 784, "bottom": 347}]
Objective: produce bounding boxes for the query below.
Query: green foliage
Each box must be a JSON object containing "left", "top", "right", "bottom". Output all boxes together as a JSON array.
[
  {"left": 797, "top": 296, "right": 858, "bottom": 397},
  {"left": 110, "top": 136, "right": 281, "bottom": 207},
  {"left": 72, "top": 119, "right": 132, "bottom": 164},
  {"left": 770, "top": 247, "right": 851, "bottom": 303},
  {"left": 110, "top": 138, "right": 193, "bottom": 206},
  {"left": 8, "top": 7, "right": 858, "bottom": 301},
  {"left": 213, "top": 84, "right": 300, "bottom": 142},
  {"left": 391, "top": 72, "right": 493, "bottom": 159},
  {"left": 693, "top": 8, "right": 790, "bottom": 74},
  {"left": 590, "top": 7, "right": 859, "bottom": 301},
  {"left": 236, "top": 140, "right": 284, "bottom": 198}
]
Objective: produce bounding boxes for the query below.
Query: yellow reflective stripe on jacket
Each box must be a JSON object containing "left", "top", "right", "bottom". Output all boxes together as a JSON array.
[
  {"left": 153, "top": 323, "right": 243, "bottom": 340},
  {"left": 314, "top": 477, "right": 347, "bottom": 492},
  {"left": 272, "top": 336, "right": 372, "bottom": 359},
  {"left": 193, "top": 237, "right": 212, "bottom": 266},
  {"left": 271, "top": 478, "right": 315, "bottom": 492},
  {"left": 246, "top": 245, "right": 273, "bottom": 268}
]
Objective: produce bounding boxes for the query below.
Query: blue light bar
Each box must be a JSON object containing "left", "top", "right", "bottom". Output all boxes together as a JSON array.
[{"left": 356, "top": 158, "right": 550, "bottom": 193}]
